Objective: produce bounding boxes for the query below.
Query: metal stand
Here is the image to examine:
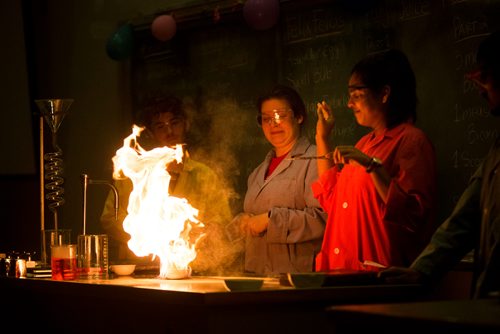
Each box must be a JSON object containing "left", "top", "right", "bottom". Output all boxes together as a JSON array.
[
  {"left": 35, "top": 98, "right": 73, "bottom": 265},
  {"left": 81, "top": 173, "right": 119, "bottom": 235}
]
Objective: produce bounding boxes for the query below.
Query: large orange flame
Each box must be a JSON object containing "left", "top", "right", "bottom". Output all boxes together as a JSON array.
[{"left": 112, "top": 125, "right": 204, "bottom": 278}]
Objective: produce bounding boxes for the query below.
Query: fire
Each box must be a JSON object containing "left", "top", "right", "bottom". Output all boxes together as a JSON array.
[{"left": 112, "top": 125, "right": 204, "bottom": 279}]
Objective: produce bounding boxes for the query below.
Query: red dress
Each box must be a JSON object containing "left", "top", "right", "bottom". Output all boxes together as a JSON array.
[{"left": 312, "top": 123, "right": 437, "bottom": 272}]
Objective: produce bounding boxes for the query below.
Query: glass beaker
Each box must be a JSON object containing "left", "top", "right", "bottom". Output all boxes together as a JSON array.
[
  {"left": 77, "top": 234, "right": 109, "bottom": 278},
  {"left": 40, "top": 229, "right": 71, "bottom": 267},
  {"left": 51, "top": 244, "right": 77, "bottom": 280}
]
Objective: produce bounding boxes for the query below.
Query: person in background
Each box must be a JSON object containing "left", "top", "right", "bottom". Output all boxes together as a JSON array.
[
  {"left": 313, "top": 49, "right": 437, "bottom": 272},
  {"left": 231, "top": 84, "right": 327, "bottom": 276},
  {"left": 380, "top": 31, "right": 500, "bottom": 299},
  {"left": 100, "top": 95, "right": 239, "bottom": 275}
]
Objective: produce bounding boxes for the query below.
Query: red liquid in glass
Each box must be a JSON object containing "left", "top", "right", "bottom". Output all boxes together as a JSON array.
[{"left": 51, "top": 257, "right": 77, "bottom": 280}]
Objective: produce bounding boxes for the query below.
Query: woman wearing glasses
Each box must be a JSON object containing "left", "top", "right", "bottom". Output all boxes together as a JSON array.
[
  {"left": 233, "top": 84, "right": 327, "bottom": 276},
  {"left": 313, "top": 49, "right": 438, "bottom": 272}
]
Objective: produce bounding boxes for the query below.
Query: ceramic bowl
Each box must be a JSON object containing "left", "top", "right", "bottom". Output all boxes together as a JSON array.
[
  {"left": 110, "top": 264, "right": 136, "bottom": 276},
  {"left": 287, "top": 273, "right": 325, "bottom": 288},
  {"left": 223, "top": 278, "right": 264, "bottom": 291}
]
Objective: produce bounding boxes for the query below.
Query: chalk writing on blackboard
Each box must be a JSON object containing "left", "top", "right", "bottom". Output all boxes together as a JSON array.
[
  {"left": 286, "top": 43, "right": 343, "bottom": 66},
  {"left": 283, "top": 9, "right": 345, "bottom": 45},
  {"left": 364, "top": 29, "right": 392, "bottom": 54},
  {"left": 452, "top": 15, "right": 490, "bottom": 43},
  {"left": 454, "top": 104, "right": 491, "bottom": 123},
  {"left": 285, "top": 64, "right": 334, "bottom": 89},
  {"left": 398, "top": 0, "right": 431, "bottom": 22},
  {"left": 454, "top": 50, "right": 476, "bottom": 71},
  {"left": 452, "top": 149, "right": 484, "bottom": 170},
  {"left": 465, "top": 123, "right": 499, "bottom": 145}
]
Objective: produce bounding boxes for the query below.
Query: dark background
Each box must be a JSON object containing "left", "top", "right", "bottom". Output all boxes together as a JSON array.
[
  {"left": 1, "top": 0, "right": 500, "bottom": 260},
  {"left": 130, "top": 0, "right": 500, "bottom": 219}
]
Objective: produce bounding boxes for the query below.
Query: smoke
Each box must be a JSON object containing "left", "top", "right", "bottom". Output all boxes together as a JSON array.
[
  {"left": 190, "top": 222, "right": 244, "bottom": 276},
  {"left": 181, "top": 95, "right": 256, "bottom": 275},
  {"left": 184, "top": 95, "right": 256, "bottom": 210}
]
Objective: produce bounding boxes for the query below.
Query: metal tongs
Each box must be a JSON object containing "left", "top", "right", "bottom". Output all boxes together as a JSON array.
[{"left": 286, "top": 152, "right": 334, "bottom": 160}]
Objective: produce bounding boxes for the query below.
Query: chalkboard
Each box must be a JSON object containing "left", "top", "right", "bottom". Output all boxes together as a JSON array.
[{"left": 130, "top": 0, "right": 500, "bottom": 220}]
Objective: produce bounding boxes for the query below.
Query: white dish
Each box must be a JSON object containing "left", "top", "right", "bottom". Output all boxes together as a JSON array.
[
  {"left": 110, "top": 264, "right": 136, "bottom": 276},
  {"left": 224, "top": 278, "right": 264, "bottom": 291},
  {"left": 287, "top": 273, "right": 325, "bottom": 288}
]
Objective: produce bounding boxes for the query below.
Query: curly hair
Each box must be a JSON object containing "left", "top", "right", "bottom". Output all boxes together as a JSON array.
[{"left": 138, "top": 95, "right": 186, "bottom": 129}]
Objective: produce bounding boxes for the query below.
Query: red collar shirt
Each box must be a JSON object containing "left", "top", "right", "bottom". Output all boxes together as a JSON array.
[{"left": 312, "top": 123, "right": 437, "bottom": 271}]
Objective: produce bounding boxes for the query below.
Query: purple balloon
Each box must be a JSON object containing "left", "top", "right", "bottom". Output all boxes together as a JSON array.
[
  {"left": 151, "top": 15, "right": 177, "bottom": 41},
  {"left": 243, "top": 0, "right": 280, "bottom": 31}
]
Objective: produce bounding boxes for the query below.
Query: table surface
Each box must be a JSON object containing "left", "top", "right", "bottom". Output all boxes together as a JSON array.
[
  {"left": 0, "top": 275, "right": 433, "bottom": 333},
  {"left": 3, "top": 273, "right": 428, "bottom": 306},
  {"left": 327, "top": 298, "right": 500, "bottom": 332},
  {"left": 56, "top": 274, "right": 280, "bottom": 293}
]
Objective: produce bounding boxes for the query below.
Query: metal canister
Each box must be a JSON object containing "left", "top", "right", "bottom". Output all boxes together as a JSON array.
[
  {"left": 0, "top": 255, "right": 6, "bottom": 277},
  {"left": 15, "top": 259, "right": 27, "bottom": 278},
  {"left": 5, "top": 256, "right": 15, "bottom": 277}
]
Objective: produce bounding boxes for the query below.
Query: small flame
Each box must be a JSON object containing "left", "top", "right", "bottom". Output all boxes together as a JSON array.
[{"left": 112, "top": 125, "right": 204, "bottom": 279}]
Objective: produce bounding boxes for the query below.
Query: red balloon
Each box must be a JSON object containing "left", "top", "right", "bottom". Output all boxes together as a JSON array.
[
  {"left": 243, "top": 0, "right": 280, "bottom": 31},
  {"left": 151, "top": 15, "right": 177, "bottom": 41}
]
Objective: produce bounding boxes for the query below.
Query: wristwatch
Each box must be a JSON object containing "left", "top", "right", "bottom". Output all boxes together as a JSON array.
[{"left": 366, "top": 157, "right": 383, "bottom": 173}]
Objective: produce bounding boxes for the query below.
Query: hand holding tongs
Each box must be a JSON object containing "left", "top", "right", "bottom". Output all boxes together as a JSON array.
[{"left": 286, "top": 152, "right": 334, "bottom": 160}]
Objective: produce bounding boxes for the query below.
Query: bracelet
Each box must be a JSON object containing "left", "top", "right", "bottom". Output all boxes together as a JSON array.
[{"left": 366, "top": 157, "right": 383, "bottom": 173}]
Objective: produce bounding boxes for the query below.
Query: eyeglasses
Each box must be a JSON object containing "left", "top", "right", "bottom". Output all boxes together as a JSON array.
[
  {"left": 257, "top": 109, "right": 293, "bottom": 126},
  {"left": 348, "top": 85, "right": 368, "bottom": 90},
  {"left": 151, "top": 117, "right": 184, "bottom": 132},
  {"left": 348, "top": 85, "right": 369, "bottom": 101}
]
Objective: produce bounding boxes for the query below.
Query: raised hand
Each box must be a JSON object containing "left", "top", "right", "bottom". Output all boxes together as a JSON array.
[{"left": 316, "top": 101, "right": 336, "bottom": 141}]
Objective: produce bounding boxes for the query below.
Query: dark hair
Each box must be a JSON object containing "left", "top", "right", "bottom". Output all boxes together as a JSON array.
[
  {"left": 351, "top": 49, "right": 417, "bottom": 127},
  {"left": 139, "top": 95, "right": 186, "bottom": 129},
  {"left": 477, "top": 30, "right": 500, "bottom": 86},
  {"left": 256, "top": 84, "right": 307, "bottom": 126}
]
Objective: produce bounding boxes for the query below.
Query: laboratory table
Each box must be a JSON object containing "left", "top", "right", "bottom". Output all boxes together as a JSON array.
[{"left": 1, "top": 274, "right": 428, "bottom": 333}]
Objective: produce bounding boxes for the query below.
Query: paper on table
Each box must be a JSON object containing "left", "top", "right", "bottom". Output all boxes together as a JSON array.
[{"left": 362, "top": 260, "right": 387, "bottom": 269}]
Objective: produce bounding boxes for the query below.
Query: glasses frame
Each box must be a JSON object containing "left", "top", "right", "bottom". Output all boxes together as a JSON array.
[
  {"left": 151, "top": 117, "right": 185, "bottom": 132},
  {"left": 257, "top": 108, "right": 294, "bottom": 126},
  {"left": 348, "top": 85, "right": 369, "bottom": 90},
  {"left": 347, "top": 85, "right": 369, "bottom": 102}
]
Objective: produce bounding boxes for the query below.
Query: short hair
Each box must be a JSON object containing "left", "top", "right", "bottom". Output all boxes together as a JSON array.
[
  {"left": 351, "top": 49, "right": 418, "bottom": 127},
  {"left": 256, "top": 84, "right": 307, "bottom": 126},
  {"left": 138, "top": 95, "right": 186, "bottom": 129},
  {"left": 477, "top": 30, "right": 500, "bottom": 86}
]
